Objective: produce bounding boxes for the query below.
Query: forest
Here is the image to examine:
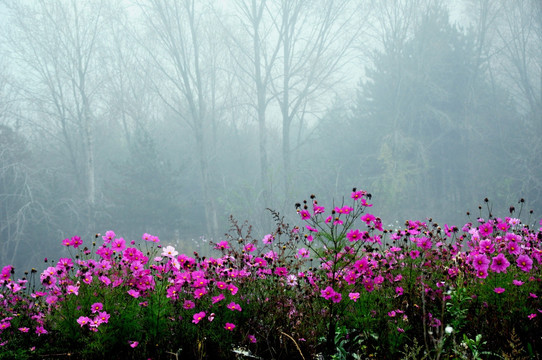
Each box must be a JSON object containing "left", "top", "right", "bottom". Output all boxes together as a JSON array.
[{"left": 0, "top": 0, "right": 541, "bottom": 274}]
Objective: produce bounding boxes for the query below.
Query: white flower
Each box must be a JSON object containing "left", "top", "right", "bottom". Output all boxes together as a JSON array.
[
  {"left": 161, "top": 245, "right": 178, "bottom": 258},
  {"left": 445, "top": 325, "right": 453, "bottom": 334}
]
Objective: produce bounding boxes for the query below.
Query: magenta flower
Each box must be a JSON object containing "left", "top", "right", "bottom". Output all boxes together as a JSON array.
[
  {"left": 351, "top": 190, "right": 365, "bottom": 200},
  {"left": 66, "top": 285, "right": 79, "bottom": 296},
  {"left": 297, "top": 248, "right": 310, "bottom": 258},
  {"left": 478, "top": 222, "right": 493, "bottom": 237},
  {"left": 212, "top": 294, "right": 225, "bottom": 304},
  {"left": 320, "top": 286, "right": 335, "bottom": 300},
  {"left": 513, "top": 279, "right": 524, "bottom": 286},
  {"left": 129, "top": 341, "right": 139, "bottom": 348},
  {"left": 299, "top": 209, "right": 311, "bottom": 220},
  {"left": 35, "top": 326, "right": 48, "bottom": 336},
  {"left": 224, "top": 322, "right": 236, "bottom": 331},
  {"left": 91, "top": 303, "right": 103, "bottom": 313},
  {"left": 313, "top": 204, "right": 325, "bottom": 214},
  {"left": 0, "top": 321, "right": 11, "bottom": 330},
  {"left": 227, "top": 302, "right": 242, "bottom": 311},
  {"left": 183, "top": 300, "right": 196, "bottom": 310},
  {"left": 262, "top": 234, "right": 274, "bottom": 244},
  {"left": 97, "top": 311, "right": 110, "bottom": 324},
  {"left": 274, "top": 267, "right": 288, "bottom": 277},
  {"left": 102, "top": 230, "right": 116, "bottom": 243},
  {"left": 244, "top": 243, "right": 256, "bottom": 252},
  {"left": 228, "top": 284, "right": 239, "bottom": 295},
  {"left": 395, "top": 287, "right": 404, "bottom": 296},
  {"left": 214, "top": 241, "right": 230, "bottom": 250},
  {"left": 192, "top": 311, "right": 206, "bottom": 324},
  {"left": 349, "top": 292, "right": 360, "bottom": 302},
  {"left": 490, "top": 253, "right": 510, "bottom": 273},
  {"left": 346, "top": 229, "right": 362, "bottom": 242},
  {"left": 479, "top": 239, "right": 495, "bottom": 254},
  {"left": 360, "top": 213, "right": 376, "bottom": 225},
  {"left": 516, "top": 254, "right": 533, "bottom": 272},
  {"left": 330, "top": 292, "right": 342, "bottom": 303},
  {"left": 476, "top": 269, "right": 488, "bottom": 279},
  {"left": 248, "top": 334, "right": 257, "bottom": 343},
  {"left": 112, "top": 238, "right": 126, "bottom": 252},
  {"left": 507, "top": 241, "right": 521, "bottom": 255},
  {"left": 494, "top": 287, "right": 505, "bottom": 294},
  {"left": 127, "top": 289, "right": 140, "bottom": 298},
  {"left": 472, "top": 254, "right": 490, "bottom": 271},
  {"left": 18, "top": 327, "right": 29, "bottom": 333}
]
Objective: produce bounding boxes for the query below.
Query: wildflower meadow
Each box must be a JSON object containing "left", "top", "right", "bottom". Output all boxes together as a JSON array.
[{"left": 0, "top": 189, "right": 540, "bottom": 359}]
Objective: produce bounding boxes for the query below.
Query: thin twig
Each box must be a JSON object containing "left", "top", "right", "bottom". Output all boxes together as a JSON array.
[{"left": 280, "top": 330, "right": 306, "bottom": 360}]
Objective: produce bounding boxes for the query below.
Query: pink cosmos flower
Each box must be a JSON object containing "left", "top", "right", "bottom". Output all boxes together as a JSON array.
[
  {"left": 320, "top": 286, "right": 335, "bottom": 300},
  {"left": 35, "top": 326, "right": 47, "bottom": 336},
  {"left": 507, "top": 241, "right": 521, "bottom": 255},
  {"left": 346, "top": 229, "right": 362, "bottom": 242},
  {"left": 62, "top": 238, "right": 72, "bottom": 247},
  {"left": 183, "top": 300, "right": 195, "bottom": 310},
  {"left": 476, "top": 269, "right": 488, "bottom": 279},
  {"left": 127, "top": 289, "right": 140, "bottom": 298},
  {"left": 102, "top": 230, "right": 116, "bottom": 243},
  {"left": 274, "top": 267, "right": 288, "bottom": 277},
  {"left": 18, "top": 327, "right": 29, "bottom": 333},
  {"left": 313, "top": 204, "right": 325, "bottom": 214},
  {"left": 395, "top": 287, "right": 404, "bottom": 296},
  {"left": 71, "top": 236, "right": 83, "bottom": 248},
  {"left": 513, "top": 279, "right": 524, "bottom": 286},
  {"left": 478, "top": 223, "right": 493, "bottom": 237},
  {"left": 517, "top": 254, "right": 533, "bottom": 272},
  {"left": 349, "top": 292, "right": 360, "bottom": 302},
  {"left": 192, "top": 311, "right": 206, "bottom": 324},
  {"left": 286, "top": 274, "right": 298, "bottom": 286},
  {"left": 212, "top": 294, "right": 225, "bottom": 304},
  {"left": 262, "top": 234, "right": 274, "bottom": 244},
  {"left": 91, "top": 303, "right": 103, "bottom": 313},
  {"left": 351, "top": 190, "right": 365, "bottom": 200},
  {"left": 214, "top": 241, "right": 230, "bottom": 250},
  {"left": 494, "top": 287, "right": 505, "bottom": 294},
  {"left": 244, "top": 243, "right": 256, "bottom": 252},
  {"left": 528, "top": 313, "right": 537, "bottom": 320},
  {"left": 479, "top": 239, "right": 495, "bottom": 254},
  {"left": 228, "top": 284, "right": 238, "bottom": 295},
  {"left": 112, "top": 238, "right": 126, "bottom": 252},
  {"left": 193, "top": 288, "right": 207, "bottom": 299},
  {"left": 297, "top": 248, "right": 310, "bottom": 258},
  {"left": 248, "top": 334, "right": 257, "bottom": 343},
  {"left": 360, "top": 213, "right": 376, "bottom": 225},
  {"left": 472, "top": 254, "right": 490, "bottom": 271},
  {"left": 129, "top": 341, "right": 139, "bottom": 348},
  {"left": 330, "top": 292, "right": 342, "bottom": 303},
  {"left": 97, "top": 311, "right": 110, "bottom": 324},
  {"left": 66, "top": 285, "right": 79, "bottom": 296},
  {"left": 299, "top": 209, "right": 311, "bottom": 220},
  {"left": 227, "top": 302, "right": 242, "bottom": 312},
  {"left": 490, "top": 253, "right": 510, "bottom": 273},
  {"left": 224, "top": 322, "right": 236, "bottom": 331}
]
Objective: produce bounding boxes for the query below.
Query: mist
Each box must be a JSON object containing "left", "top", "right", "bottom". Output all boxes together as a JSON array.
[{"left": 1, "top": 0, "right": 541, "bottom": 273}]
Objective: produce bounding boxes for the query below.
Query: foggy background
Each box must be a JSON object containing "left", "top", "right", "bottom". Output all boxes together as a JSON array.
[{"left": 0, "top": 0, "right": 541, "bottom": 273}]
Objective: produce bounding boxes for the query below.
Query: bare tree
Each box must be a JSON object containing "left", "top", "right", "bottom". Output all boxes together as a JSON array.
[
  {"left": 4, "top": 0, "right": 108, "bottom": 233},
  {"left": 136, "top": 0, "right": 224, "bottom": 237},
  {"left": 270, "top": 0, "right": 362, "bottom": 196}
]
